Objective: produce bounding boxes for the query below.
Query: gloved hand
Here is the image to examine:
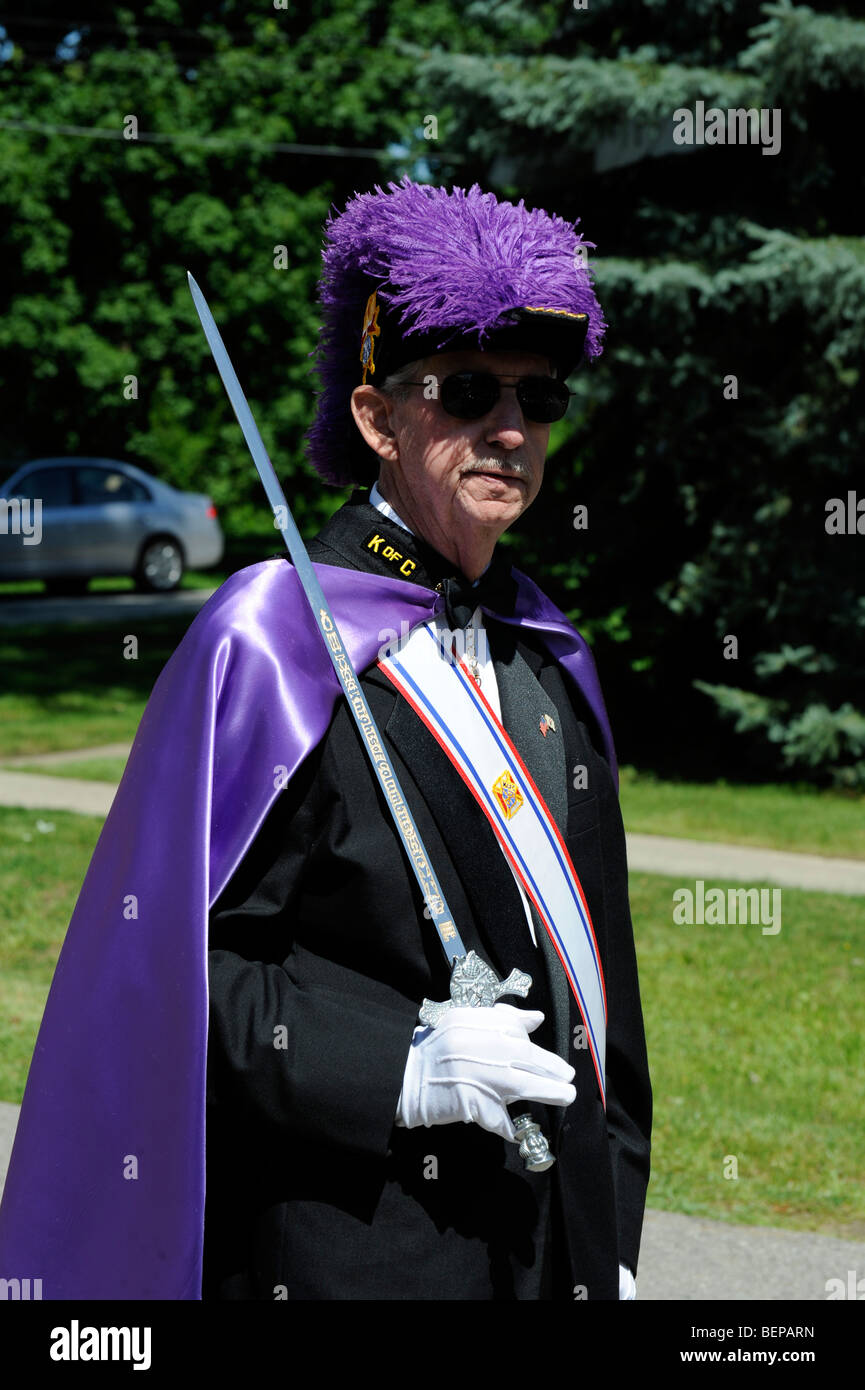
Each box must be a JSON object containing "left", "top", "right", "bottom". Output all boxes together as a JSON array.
[{"left": 394, "top": 1003, "right": 576, "bottom": 1142}]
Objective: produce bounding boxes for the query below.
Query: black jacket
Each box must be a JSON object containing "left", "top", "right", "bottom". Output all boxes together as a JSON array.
[{"left": 202, "top": 494, "right": 651, "bottom": 1300}]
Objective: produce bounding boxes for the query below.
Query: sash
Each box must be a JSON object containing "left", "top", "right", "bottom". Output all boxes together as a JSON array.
[{"left": 378, "top": 622, "right": 607, "bottom": 1105}]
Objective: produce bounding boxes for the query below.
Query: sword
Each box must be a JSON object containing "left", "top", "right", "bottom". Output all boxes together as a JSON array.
[{"left": 186, "top": 272, "right": 555, "bottom": 1173}]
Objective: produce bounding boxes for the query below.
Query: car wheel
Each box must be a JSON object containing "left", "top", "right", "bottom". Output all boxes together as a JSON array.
[
  {"left": 44, "top": 576, "right": 89, "bottom": 596},
  {"left": 136, "top": 537, "right": 184, "bottom": 592}
]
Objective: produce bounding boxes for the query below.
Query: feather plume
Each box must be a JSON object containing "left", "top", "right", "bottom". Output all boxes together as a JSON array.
[{"left": 305, "top": 178, "right": 606, "bottom": 485}]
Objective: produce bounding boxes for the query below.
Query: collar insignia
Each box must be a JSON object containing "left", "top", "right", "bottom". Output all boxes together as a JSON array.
[
  {"left": 361, "top": 529, "right": 417, "bottom": 578},
  {"left": 360, "top": 291, "right": 381, "bottom": 383}
]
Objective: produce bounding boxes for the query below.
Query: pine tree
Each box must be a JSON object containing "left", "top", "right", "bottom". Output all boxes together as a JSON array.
[{"left": 401, "top": 0, "right": 865, "bottom": 784}]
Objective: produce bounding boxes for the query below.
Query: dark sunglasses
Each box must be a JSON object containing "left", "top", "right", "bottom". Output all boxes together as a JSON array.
[{"left": 400, "top": 371, "right": 573, "bottom": 423}]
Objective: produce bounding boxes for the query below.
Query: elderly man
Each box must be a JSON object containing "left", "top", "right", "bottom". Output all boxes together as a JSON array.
[
  {"left": 0, "top": 179, "right": 650, "bottom": 1303},
  {"left": 203, "top": 180, "right": 652, "bottom": 1301}
]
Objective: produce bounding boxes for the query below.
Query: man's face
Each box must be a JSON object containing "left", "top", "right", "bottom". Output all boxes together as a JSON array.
[{"left": 382, "top": 347, "right": 553, "bottom": 555}]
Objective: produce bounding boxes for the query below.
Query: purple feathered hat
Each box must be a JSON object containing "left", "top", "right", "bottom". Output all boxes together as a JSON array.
[{"left": 305, "top": 177, "right": 607, "bottom": 486}]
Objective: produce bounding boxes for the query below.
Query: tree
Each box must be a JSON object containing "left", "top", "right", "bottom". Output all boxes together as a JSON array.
[
  {"left": 1, "top": 0, "right": 861, "bottom": 783},
  {"left": 402, "top": 0, "right": 865, "bottom": 784}
]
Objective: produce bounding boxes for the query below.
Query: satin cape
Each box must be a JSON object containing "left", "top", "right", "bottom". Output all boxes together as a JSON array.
[{"left": 0, "top": 559, "right": 616, "bottom": 1298}]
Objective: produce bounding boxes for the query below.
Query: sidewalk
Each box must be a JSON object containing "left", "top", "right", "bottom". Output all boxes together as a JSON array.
[
  {"left": 626, "top": 833, "right": 865, "bottom": 895},
  {"left": 0, "top": 770, "right": 119, "bottom": 816},
  {"left": 1, "top": 752, "right": 863, "bottom": 894},
  {"left": 637, "top": 1208, "right": 865, "bottom": 1300}
]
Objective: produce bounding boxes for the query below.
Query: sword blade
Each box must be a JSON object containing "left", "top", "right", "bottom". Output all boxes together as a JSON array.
[
  {"left": 186, "top": 272, "right": 467, "bottom": 964},
  {"left": 187, "top": 273, "right": 555, "bottom": 1173}
]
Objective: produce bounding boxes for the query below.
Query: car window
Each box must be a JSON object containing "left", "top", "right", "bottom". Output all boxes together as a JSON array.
[
  {"left": 9, "top": 468, "right": 74, "bottom": 507},
  {"left": 75, "top": 468, "right": 151, "bottom": 505}
]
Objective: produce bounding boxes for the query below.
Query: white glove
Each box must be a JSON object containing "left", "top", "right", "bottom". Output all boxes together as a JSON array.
[
  {"left": 394, "top": 1003, "right": 576, "bottom": 1142},
  {"left": 619, "top": 1264, "right": 636, "bottom": 1300}
]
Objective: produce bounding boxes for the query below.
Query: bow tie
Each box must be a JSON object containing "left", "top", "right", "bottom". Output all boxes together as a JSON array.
[{"left": 438, "top": 556, "right": 518, "bottom": 631}]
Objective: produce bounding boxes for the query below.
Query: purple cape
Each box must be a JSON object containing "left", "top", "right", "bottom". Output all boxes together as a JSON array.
[{"left": 0, "top": 559, "right": 616, "bottom": 1299}]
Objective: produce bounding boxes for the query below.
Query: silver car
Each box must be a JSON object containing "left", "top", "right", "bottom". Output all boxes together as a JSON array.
[{"left": 0, "top": 457, "right": 224, "bottom": 593}]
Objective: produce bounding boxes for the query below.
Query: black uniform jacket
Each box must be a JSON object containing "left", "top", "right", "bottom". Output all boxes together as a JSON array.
[{"left": 203, "top": 492, "right": 651, "bottom": 1301}]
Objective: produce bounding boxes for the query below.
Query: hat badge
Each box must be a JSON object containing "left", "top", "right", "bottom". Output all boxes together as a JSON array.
[{"left": 360, "top": 291, "right": 381, "bottom": 384}]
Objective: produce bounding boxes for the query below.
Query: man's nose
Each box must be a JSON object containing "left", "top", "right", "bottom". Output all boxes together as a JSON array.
[{"left": 483, "top": 388, "right": 528, "bottom": 449}]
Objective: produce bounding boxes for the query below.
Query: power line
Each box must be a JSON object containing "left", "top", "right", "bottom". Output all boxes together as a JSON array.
[{"left": 0, "top": 117, "right": 407, "bottom": 160}]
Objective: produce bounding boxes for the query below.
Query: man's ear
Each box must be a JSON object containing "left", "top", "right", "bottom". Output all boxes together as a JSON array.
[{"left": 350, "top": 385, "right": 400, "bottom": 463}]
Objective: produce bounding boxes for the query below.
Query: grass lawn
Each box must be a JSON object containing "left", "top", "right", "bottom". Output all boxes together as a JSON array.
[
  {"left": 629, "top": 869, "right": 865, "bottom": 1240},
  {"left": 619, "top": 767, "right": 865, "bottom": 860},
  {"left": 0, "top": 618, "right": 193, "bottom": 757},
  {"left": 0, "top": 808, "right": 103, "bottom": 1103},
  {"left": 1, "top": 803, "right": 862, "bottom": 1238}
]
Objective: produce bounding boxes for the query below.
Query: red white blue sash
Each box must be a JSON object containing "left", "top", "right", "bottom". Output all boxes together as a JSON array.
[{"left": 378, "top": 623, "right": 607, "bottom": 1105}]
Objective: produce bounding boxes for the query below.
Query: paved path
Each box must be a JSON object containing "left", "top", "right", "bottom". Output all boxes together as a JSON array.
[
  {"left": 0, "top": 1099, "right": 860, "bottom": 1300},
  {"left": 0, "top": 743, "right": 125, "bottom": 814},
  {"left": 637, "top": 1208, "right": 865, "bottom": 1301},
  {"left": 0, "top": 589, "right": 215, "bottom": 627},
  {"left": 0, "top": 770, "right": 118, "bottom": 816},
  {"left": 0, "top": 759, "right": 862, "bottom": 895},
  {"left": 626, "top": 833, "right": 865, "bottom": 895},
  {"left": 0, "top": 1104, "right": 18, "bottom": 1201},
  {"left": 0, "top": 743, "right": 131, "bottom": 768}
]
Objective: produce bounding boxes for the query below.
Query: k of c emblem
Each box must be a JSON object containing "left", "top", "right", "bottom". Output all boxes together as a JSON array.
[{"left": 493, "top": 770, "right": 524, "bottom": 820}]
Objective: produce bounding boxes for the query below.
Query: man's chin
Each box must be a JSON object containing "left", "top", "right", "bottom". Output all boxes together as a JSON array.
[
  {"left": 458, "top": 494, "right": 527, "bottom": 534},
  {"left": 460, "top": 472, "right": 529, "bottom": 510}
]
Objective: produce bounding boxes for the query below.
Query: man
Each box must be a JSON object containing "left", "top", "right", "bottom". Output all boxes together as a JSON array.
[
  {"left": 0, "top": 178, "right": 650, "bottom": 1301},
  {"left": 204, "top": 178, "right": 651, "bottom": 1300}
]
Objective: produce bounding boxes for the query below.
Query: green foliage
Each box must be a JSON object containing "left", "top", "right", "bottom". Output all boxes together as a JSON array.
[
  {"left": 696, "top": 679, "right": 865, "bottom": 788},
  {"left": 0, "top": 0, "right": 861, "bottom": 783},
  {"left": 405, "top": 2, "right": 864, "bottom": 783},
  {"left": 0, "top": 3, "right": 429, "bottom": 537},
  {"left": 740, "top": 3, "right": 865, "bottom": 101}
]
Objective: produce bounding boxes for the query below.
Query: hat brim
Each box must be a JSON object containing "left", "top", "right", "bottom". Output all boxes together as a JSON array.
[
  {"left": 477, "top": 307, "right": 590, "bottom": 379},
  {"left": 370, "top": 304, "right": 590, "bottom": 384}
]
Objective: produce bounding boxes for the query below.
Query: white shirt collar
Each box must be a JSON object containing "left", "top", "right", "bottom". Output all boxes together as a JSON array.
[
  {"left": 369, "top": 482, "right": 490, "bottom": 584},
  {"left": 370, "top": 481, "right": 412, "bottom": 535}
]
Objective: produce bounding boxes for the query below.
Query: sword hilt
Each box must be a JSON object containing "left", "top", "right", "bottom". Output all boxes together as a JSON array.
[
  {"left": 420, "top": 950, "right": 557, "bottom": 1175},
  {"left": 511, "top": 1110, "right": 555, "bottom": 1173}
]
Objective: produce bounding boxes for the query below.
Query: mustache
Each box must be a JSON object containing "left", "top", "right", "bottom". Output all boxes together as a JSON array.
[{"left": 462, "top": 459, "right": 533, "bottom": 480}]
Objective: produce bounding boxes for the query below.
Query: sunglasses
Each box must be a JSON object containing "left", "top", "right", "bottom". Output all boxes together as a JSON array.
[{"left": 400, "top": 371, "right": 573, "bottom": 423}]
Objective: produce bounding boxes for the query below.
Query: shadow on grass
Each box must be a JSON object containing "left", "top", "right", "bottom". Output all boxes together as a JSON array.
[{"left": 0, "top": 618, "right": 196, "bottom": 709}]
